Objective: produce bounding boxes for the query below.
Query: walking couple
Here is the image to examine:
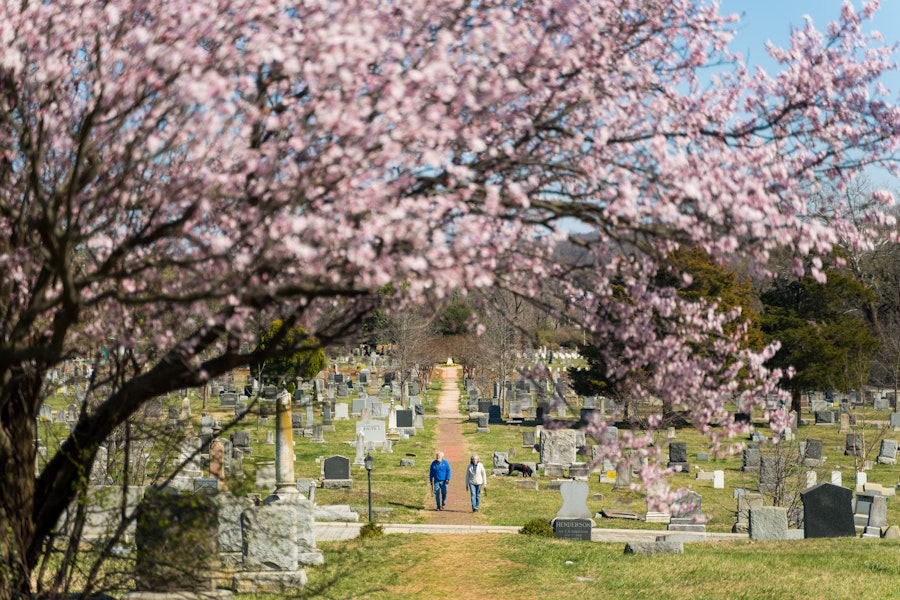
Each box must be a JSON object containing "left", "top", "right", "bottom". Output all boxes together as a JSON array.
[{"left": 429, "top": 451, "right": 487, "bottom": 512}]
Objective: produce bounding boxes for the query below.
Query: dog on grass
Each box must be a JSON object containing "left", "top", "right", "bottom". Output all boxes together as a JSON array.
[{"left": 503, "top": 459, "right": 534, "bottom": 477}]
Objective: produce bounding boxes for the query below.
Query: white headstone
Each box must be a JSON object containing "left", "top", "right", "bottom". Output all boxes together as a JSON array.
[{"left": 713, "top": 470, "right": 724, "bottom": 489}]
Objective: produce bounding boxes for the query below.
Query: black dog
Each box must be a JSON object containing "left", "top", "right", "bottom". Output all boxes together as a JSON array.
[{"left": 504, "top": 459, "right": 534, "bottom": 477}]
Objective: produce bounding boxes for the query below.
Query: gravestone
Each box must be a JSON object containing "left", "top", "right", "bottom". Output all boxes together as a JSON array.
[
  {"left": 713, "top": 470, "right": 724, "bottom": 489},
  {"left": 291, "top": 414, "right": 303, "bottom": 431},
  {"left": 749, "top": 506, "right": 788, "bottom": 540},
  {"left": 668, "top": 490, "right": 705, "bottom": 534},
  {"left": 522, "top": 431, "right": 536, "bottom": 448},
  {"left": 356, "top": 420, "right": 386, "bottom": 444},
  {"left": 552, "top": 480, "right": 593, "bottom": 541},
  {"left": 231, "top": 431, "right": 252, "bottom": 450},
  {"left": 233, "top": 499, "right": 322, "bottom": 593},
  {"left": 614, "top": 461, "right": 632, "bottom": 488},
  {"left": 540, "top": 429, "right": 579, "bottom": 469},
  {"left": 741, "top": 445, "right": 760, "bottom": 472},
  {"left": 351, "top": 398, "right": 366, "bottom": 415},
  {"left": 890, "top": 413, "right": 900, "bottom": 429},
  {"left": 758, "top": 455, "right": 784, "bottom": 494},
  {"left": 322, "top": 455, "right": 352, "bottom": 489},
  {"left": 488, "top": 405, "right": 503, "bottom": 424},
  {"left": 134, "top": 490, "right": 218, "bottom": 593},
  {"left": 256, "top": 462, "right": 276, "bottom": 490},
  {"left": 733, "top": 492, "right": 763, "bottom": 534},
  {"left": 396, "top": 409, "right": 414, "bottom": 429},
  {"left": 877, "top": 439, "right": 898, "bottom": 465},
  {"left": 667, "top": 442, "right": 689, "bottom": 473},
  {"left": 477, "top": 414, "right": 490, "bottom": 433},
  {"left": 815, "top": 410, "right": 836, "bottom": 424},
  {"left": 845, "top": 433, "right": 862, "bottom": 457},
  {"left": 800, "top": 483, "right": 855, "bottom": 538}
]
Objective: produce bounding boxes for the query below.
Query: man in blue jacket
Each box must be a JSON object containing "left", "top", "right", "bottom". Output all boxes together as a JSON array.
[{"left": 429, "top": 450, "right": 451, "bottom": 510}]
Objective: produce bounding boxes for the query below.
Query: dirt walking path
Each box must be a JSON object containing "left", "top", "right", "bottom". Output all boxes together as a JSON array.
[{"left": 423, "top": 366, "right": 482, "bottom": 525}]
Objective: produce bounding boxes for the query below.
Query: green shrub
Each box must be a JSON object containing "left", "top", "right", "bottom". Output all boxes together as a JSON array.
[
  {"left": 358, "top": 521, "right": 385, "bottom": 539},
  {"left": 518, "top": 518, "right": 554, "bottom": 537}
]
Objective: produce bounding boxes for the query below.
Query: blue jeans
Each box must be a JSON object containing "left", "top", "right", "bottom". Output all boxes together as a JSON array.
[
  {"left": 469, "top": 484, "right": 483, "bottom": 510},
  {"left": 433, "top": 480, "right": 448, "bottom": 508}
]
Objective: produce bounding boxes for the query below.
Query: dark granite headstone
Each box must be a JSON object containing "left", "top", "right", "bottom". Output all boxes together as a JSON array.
[
  {"left": 396, "top": 409, "right": 414, "bottom": 428},
  {"left": 845, "top": 433, "right": 862, "bottom": 457},
  {"left": 488, "top": 405, "right": 503, "bottom": 424},
  {"left": 800, "top": 483, "right": 856, "bottom": 538},
  {"left": 805, "top": 439, "right": 823, "bottom": 460},
  {"left": 552, "top": 518, "right": 592, "bottom": 541},
  {"left": 668, "top": 441, "right": 689, "bottom": 472},
  {"left": 323, "top": 455, "right": 351, "bottom": 480}
]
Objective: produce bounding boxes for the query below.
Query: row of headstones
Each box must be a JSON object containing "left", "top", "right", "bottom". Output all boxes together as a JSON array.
[{"left": 739, "top": 483, "right": 893, "bottom": 540}]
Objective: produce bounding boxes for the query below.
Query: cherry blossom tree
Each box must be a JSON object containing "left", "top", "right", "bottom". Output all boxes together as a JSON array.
[{"left": 1, "top": 0, "right": 898, "bottom": 595}]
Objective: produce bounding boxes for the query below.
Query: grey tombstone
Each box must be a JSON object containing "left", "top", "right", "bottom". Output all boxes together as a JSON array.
[
  {"left": 668, "top": 489, "right": 705, "bottom": 534},
  {"left": 800, "top": 483, "right": 855, "bottom": 538},
  {"left": 667, "top": 442, "right": 689, "bottom": 473},
  {"left": 614, "top": 461, "right": 632, "bottom": 489},
  {"left": 509, "top": 401, "right": 524, "bottom": 420},
  {"left": 322, "top": 455, "right": 352, "bottom": 489},
  {"left": 815, "top": 410, "right": 836, "bottom": 424},
  {"left": 306, "top": 406, "right": 314, "bottom": 426},
  {"left": 492, "top": 452, "right": 509, "bottom": 471},
  {"left": 477, "top": 414, "right": 490, "bottom": 433},
  {"left": 522, "top": 431, "right": 536, "bottom": 448},
  {"left": 255, "top": 462, "right": 276, "bottom": 490},
  {"left": 742, "top": 445, "right": 761, "bottom": 472},
  {"left": 759, "top": 455, "right": 784, "bottom": 494},
  {"left": 200, "top": 414, "right": 215, "bottom": 435},
  {"left": 877, "top": 439, "right": 898, "bottom": 465},
  {"left": 231, "top": 431, "right": 252, "bottom": 449},
  {"left": 734, "top": 492, "right": 764, "bottom": 534},
  {"left": 337, "top": 383, "right": 349, "bottom": 398},
  {"left": 220, "top": 393, "right": 238, "bottom": 408},
  {"left": 478, "top": 400, "right": 492, "bottom": 414},
  {"left": 291, "top": 414, "right": 303, "bottom": 430},
  {"left": 311, "top": 425, "right": 325, "bottom": 443},
  {"left": 540, "top": 429, "right": 578, "bottom": 468},
  {"left": 235, "top": 401, "right": 248, "bottom": 418},
  {"left": 351, "top": 398, "right": 366, "bottom": 415},
  {"left": 334, "top": 403, "right": 349, "bottom": 421},
  {"left": 890, "top": 413, "right": 900, "bottom": 429},
  {"left": 749, "top": 506, "right": 788, "bottom": 540}
]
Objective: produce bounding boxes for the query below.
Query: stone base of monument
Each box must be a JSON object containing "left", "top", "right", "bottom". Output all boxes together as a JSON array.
[
  {"left": 657, "top": 532, "right": 705, "bottom": 543},
  {"left": 313, "top": 504, "right": 359, "bottom": 521},
  {"left": 477, "top": 427, "right": 491, "bottom": 433},
  {"left": 233, "top": 570, "right": 308, "bottom": 594},
  {"left": 551, "top": 518, "right": 593, "bottom": 541},
  {"left": 543, "top": 464, "right": 566, "bottom": 478},
  {"left": 321, "top": 479, "right": 353, "bottom": 489},
  {"left": 516, "top": 479, "right": 539, "bottom": 490}
]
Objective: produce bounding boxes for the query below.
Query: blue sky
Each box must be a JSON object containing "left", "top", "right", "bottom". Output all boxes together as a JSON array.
[{"left": 719, "top": 1, "right": 900, "bottom": 188}]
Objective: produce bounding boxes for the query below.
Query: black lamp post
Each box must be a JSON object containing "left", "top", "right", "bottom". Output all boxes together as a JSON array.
[{"left": 364, "top": 453, "right": 374, "bottom": 522}]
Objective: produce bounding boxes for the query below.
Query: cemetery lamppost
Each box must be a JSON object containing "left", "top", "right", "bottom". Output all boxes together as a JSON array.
[{"left": 364, "top": 453, "right": 374, "bottom": 522}]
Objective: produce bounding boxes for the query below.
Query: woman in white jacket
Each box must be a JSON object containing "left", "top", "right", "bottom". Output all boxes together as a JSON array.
[{"left": 465, "top": 454, "right": 488, "bottom": 512}]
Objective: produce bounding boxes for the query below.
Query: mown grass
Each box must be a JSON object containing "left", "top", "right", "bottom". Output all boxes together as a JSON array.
[{"left": 288, "top": 534, "right": 900, "bottom": 600}]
